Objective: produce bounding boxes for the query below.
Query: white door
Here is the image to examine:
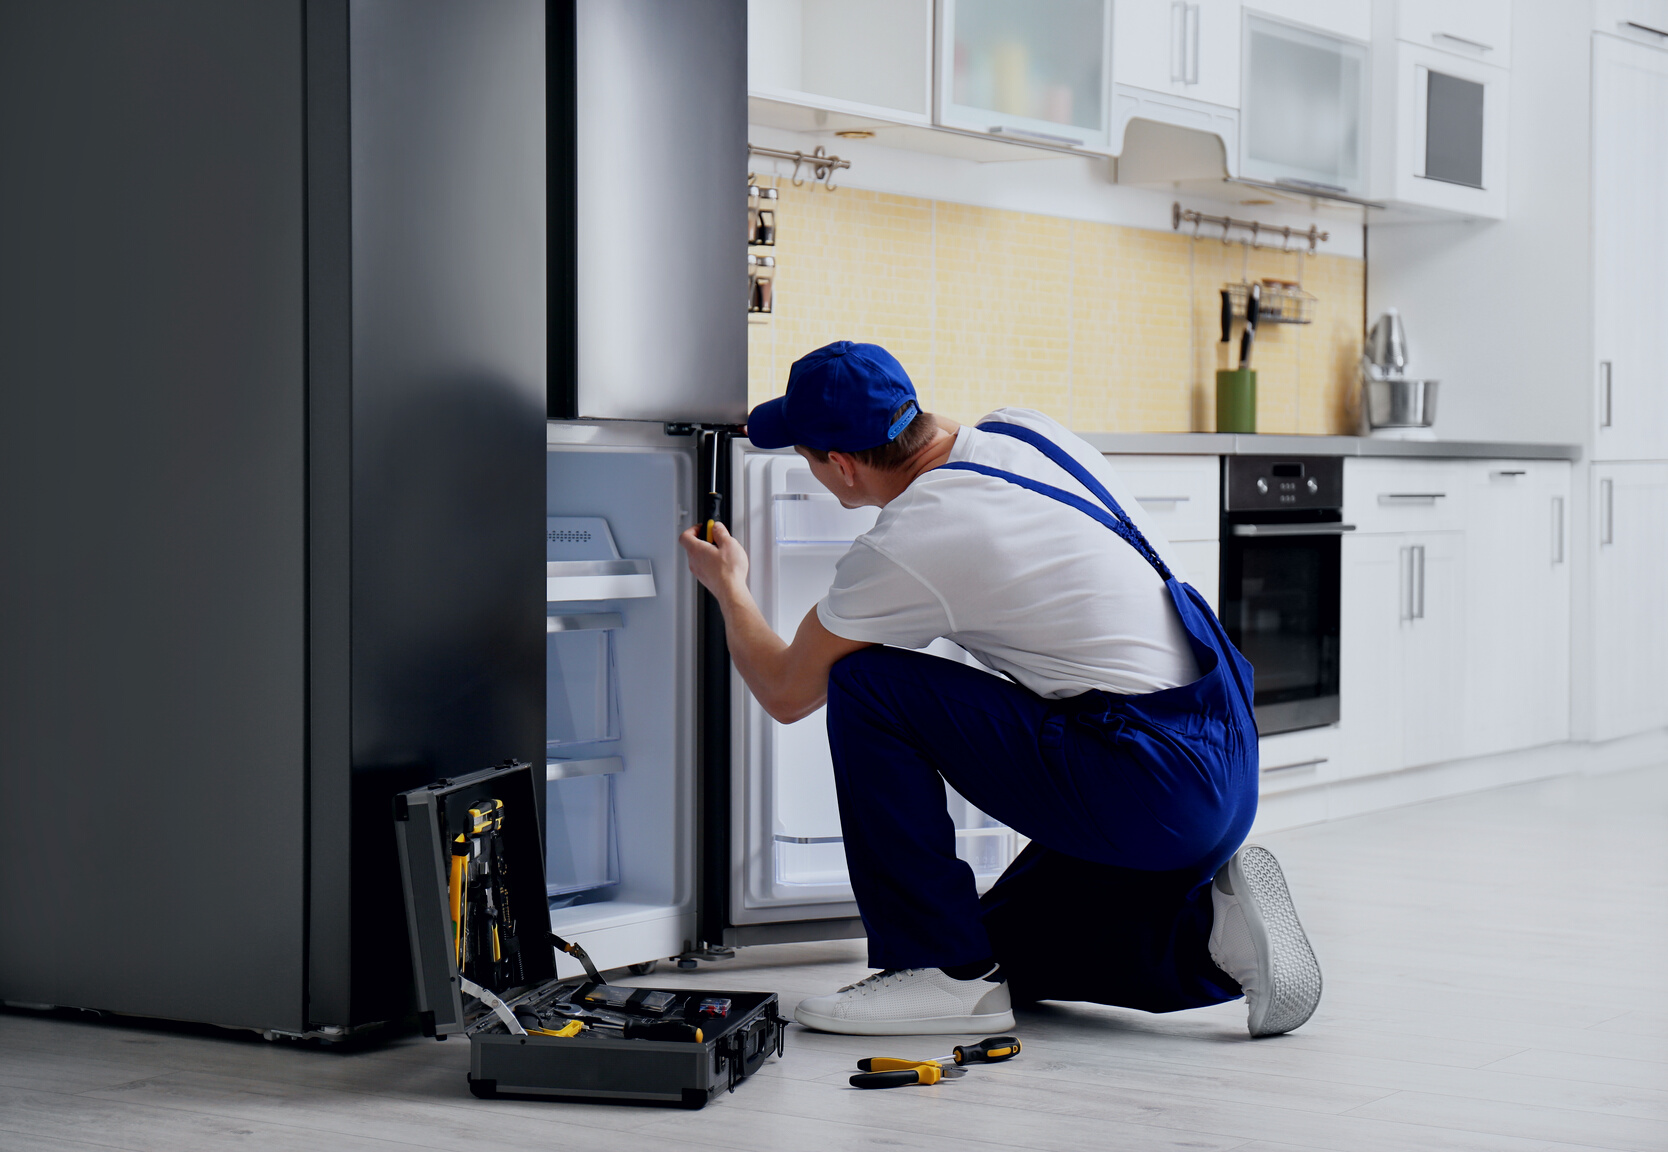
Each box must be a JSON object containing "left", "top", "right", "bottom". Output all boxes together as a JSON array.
[
  {"left": 1337, "top": 532, "right": 1405, "bottom": 779},
  {"left": 1462, "top": 462, "right": 1572, "bottom": 758},
  {"left": 1400, "top": 530, "right": 1466, "bottom": 768},
  {"left": 1113, "top": 0, "right": 1241, "bottom": 107},
  {"left": 1591, "top": 463, "right": 1668, "bottom": 740},
  {"left": 1593, "top": 34, "right": 1668, "bottom": 461}
]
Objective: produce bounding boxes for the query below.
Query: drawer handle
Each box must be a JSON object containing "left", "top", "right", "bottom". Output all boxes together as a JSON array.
[
  {"left": 1490, "top": 470, "right": 1526, "bottom": 478},
  {"left": 1378, "top": 493, "right": 1446, "bottom": 505},
  {"left": 1135, "top": 495, "right": 1192, "bottom": 505},
  {"left": 1433, "top": 30, "right": 1493, "bottom": 52},
  {"left": 1262, "top": 757, "right": 1327, "bottom": 774},
  {"left": 1624, "top": 20, "right": 1668, "bottom": 39}
]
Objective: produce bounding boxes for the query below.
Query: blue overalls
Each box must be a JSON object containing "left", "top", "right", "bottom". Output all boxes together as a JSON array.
[{"left": 825, "top": 421, "right": 1260, "bottom": 1012}]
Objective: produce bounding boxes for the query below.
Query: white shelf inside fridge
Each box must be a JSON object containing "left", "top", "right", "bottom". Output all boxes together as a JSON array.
[
  {"left": 773, "top": 492, "right": 879, "bottom": 544},
  {"left": 546, "top": 756, "right": 624, "bottom": 780},
  {"left": 545, "top": 558, "right": 655, "bottom": 602}
]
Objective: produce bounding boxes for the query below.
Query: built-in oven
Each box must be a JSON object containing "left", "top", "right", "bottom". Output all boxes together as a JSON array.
[{"left": 1219, "top": 456, "right": 1353, "bottom": 735}]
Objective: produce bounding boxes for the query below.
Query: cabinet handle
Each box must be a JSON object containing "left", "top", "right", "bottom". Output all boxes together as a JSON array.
[
  {"left": 1187, "top": 3, "right": 1201, "bottom": 85},
  {"left": 1551, "top": 496, "right": 1565, "bottom": 565},
  {"left": 1135, "top": 495, "right": 1192, "bottom": 506},
  {"left": 1623, "top": 20, "right": 1668, "bottom": 39},
  {"left": 1599, "top": 361, "right": 1612, "bottom": 428},
  {"left": 1413, "top": 544, "right": 1426, "bottom": 620},
  {"left": 1170, "top": 1, "right": 1187, "bottom": 83},
  {"left": 1491, "top": 470, "right": 1526, "bottom": 478},
  {"left": 1600, "top": 478, "right": 1614, "bottom": 546},
  {"left": 1379, "top": 493, "right": 1446, "bottom": 505},
  {"left": 1432, "top": 31, "right": 1494, "bottom": 52},
  {"left": 1399, "top": 546, "right": 1412, "bottom": 621}
]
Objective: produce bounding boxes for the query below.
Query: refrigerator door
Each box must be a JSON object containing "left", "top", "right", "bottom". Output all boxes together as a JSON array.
[
  {"left": 544, "top": 421, "right": 700, "bottom": 974},
  {"left": 724, "top": 444, "right": 1024, "bottom": 941},
  {"left": 563, "top": 0, "right": 747, "bottom": 423}
]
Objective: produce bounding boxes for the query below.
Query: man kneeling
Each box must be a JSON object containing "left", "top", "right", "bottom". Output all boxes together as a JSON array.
[{"left": 679, "top": 341, "right": 1321, "bottom": 1038}]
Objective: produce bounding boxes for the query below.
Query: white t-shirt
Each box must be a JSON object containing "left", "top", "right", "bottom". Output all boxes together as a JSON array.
[{"left": 817, "top": 408, "right": 1202, "bottom": 699}]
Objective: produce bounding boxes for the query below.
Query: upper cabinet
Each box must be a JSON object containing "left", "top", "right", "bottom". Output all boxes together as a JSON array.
[
  {"left": 1396, "top": 0, "right": 1512, "bottom": 69},
  {"left": 1595, "top": 0, "right": 1668, "bottom": 45},
  {"left": 1109, "top": 0, "right": 1241, "bottom": 157},
  {"left": 937, "top": 0, "right": 1113, "bottom": 148},
  {"left": 1242, "top": 0, "right": 1368, "bottom": 41},
  {"left": 1238, "top": 14, "right": 1369, "bottom": 197},
  {"left": 748, "top": 0, "right": 934, "bottom": 123},
  {"left": 1368, "top": 0, "right": 1511, "bottom": 219}
]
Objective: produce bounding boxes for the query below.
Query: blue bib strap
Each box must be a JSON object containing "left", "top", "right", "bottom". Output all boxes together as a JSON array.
[
  {"left": 963, "top": 422, "right": 1175, "bottom": 582},
  {"left": 936, "top": 461, "right": 1175, "bottom": 583},
  {"left": 976, "top": 422, "right": 1134, "bottom": 524}
]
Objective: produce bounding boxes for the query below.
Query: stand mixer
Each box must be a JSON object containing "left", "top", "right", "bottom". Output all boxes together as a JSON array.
[{"left": 1361, "top": 308, "right": 1439, "bottom": 440}]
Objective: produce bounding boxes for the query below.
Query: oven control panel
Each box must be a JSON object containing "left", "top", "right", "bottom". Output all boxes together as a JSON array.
[{"left": 1224, "top": 456, "right": 1343, "bottom": 512}]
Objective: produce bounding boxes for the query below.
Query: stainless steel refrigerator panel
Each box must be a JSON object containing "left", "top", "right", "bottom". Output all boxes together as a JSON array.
[
  {"left": 333, "top": 0, "right": 549, "bottom": 1025},
  {"left": 0, "top": 0, "right": 308, "bottom": 1030},
  {"left": 573, "top": 0, "right": 747, "bottom": 422}
]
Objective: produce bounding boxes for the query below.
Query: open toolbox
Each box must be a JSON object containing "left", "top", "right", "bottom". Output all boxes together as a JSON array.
[{"left": 394, "top": 761, "right": 785, "bottom": 1108}]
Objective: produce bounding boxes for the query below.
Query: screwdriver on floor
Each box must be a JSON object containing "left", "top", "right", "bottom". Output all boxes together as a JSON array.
[{"left": 850, "top": 1036, "right": 1022, "bottom": 1089}]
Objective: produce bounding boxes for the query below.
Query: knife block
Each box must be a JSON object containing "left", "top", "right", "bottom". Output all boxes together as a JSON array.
[{"left": 1216, "top": 369, "right": 1257, "bottom": 433}]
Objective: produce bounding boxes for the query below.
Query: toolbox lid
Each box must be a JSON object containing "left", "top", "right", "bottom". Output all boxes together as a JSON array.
[{"left": 393, "top": 761, "right": 556, "bottom": 1036}]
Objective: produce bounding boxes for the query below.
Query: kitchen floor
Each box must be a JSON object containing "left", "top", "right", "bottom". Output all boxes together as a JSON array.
[{"left": 4, "top": 763, "right": 1666, "bottom": 1152}]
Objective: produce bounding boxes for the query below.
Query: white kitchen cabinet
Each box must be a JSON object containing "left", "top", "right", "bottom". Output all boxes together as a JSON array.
[
  {"left": 1370, "top": 39, "right": 1509, "bottom": 219},
  {"left": 1242, "top": 0, "right": 1369, "bottom": 42},
  {"left": 1396, "top": 0, "right": 1512, "bottom": 69},
  {"left": 748, "top": 0, "right": 934, "bottom": 122},
  {"left": 1338, "top": 532, "right": 1406, "bottom": 778},
  {"left": 1594, "top": 0, "right": 1668, "bottom": 45},
  {"left": 1239, "top": 13, "right": 1369, "bottom": 197},
  {"left": 1112, "top": 0, "right": 1241, "bottom": 109},
  {"left": 1462, "top": 462, "right": 1572, "bottom": 758},
  {"left": 1591, "top": 463, "right": 1668, "bottom": 741},
  {"left": 1592, "top": 34, "right": 1668, "bottom": 461},
  {"left": 1338, "top": 529, "right": 1467, "bottom": 775},
  {"left": 937, "top": 0, "right": 1113, "bottom": 148}
]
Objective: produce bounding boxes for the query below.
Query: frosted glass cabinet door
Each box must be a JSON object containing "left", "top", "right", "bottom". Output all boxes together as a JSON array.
[
  {"left": 748, "top": 0, "right": 934, "bottom": 121},
  {"left": 1240, "top": 15, "right": 1368, "bottom": 195},
  {"left": 938, "top": 0, "right": 1112, "bottom": 147}
]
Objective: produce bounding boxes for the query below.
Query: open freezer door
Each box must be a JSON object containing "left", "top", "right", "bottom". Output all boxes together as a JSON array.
[
  {"left": 721, "top": 442, "right": 1024, "bottom": 945},
  {"left": 543, "top": 421, "right": 700, "bottom": 974}
]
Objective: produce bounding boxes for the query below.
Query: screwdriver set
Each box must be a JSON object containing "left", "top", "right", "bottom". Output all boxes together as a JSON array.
[{"left": 395, "top": 761, "right": 786, "bottom": 1108}]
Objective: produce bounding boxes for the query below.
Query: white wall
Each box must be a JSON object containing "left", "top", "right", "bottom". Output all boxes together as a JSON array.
[{"left": 1364, "top": 0, "right": 1593, "bottom": 444}]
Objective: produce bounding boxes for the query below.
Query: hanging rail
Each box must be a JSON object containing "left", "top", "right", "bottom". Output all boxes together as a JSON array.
[
  {"left": 747, "top": 144, "right": 850, "bottom": 191},
  {"left": 1172, "top": 202, "right": 1328, "bottom": 253}
]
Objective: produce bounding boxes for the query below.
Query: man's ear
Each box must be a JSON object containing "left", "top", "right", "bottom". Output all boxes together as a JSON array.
[{"left": 827, "top": 451, "right": 860, "bottom": 489}]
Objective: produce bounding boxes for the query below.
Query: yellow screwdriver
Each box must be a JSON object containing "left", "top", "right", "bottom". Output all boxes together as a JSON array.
[{"left": 850, "top": 1036, "right": 1021, "bottom": 1089}]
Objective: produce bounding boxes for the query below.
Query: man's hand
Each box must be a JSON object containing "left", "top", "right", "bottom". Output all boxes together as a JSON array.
[
  {"left": 678, "top": 519, "right": 870, "bottom": 723},
  {"left": 678, "top": 521, "right": 748, "bottom": 599}
]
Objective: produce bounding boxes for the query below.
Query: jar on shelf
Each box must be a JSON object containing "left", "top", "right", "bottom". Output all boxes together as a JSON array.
[
  {"left": 748, "top": 253, "right": 775, "bottom": 314},
  {"left": 752, "top": 186, "right": 777, "bottom": 246}
]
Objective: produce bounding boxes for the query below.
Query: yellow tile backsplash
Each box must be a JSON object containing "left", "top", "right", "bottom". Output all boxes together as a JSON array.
[{"left": 748, "top": 177, "right": 1364, "bottom": 435}]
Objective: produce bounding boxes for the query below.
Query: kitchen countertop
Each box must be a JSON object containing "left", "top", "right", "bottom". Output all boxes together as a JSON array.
[{"left": 1077, "top": 432, "right": 1582, "bottom": 461}]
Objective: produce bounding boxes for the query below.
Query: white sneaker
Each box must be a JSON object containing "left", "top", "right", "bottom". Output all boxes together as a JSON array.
[
  {"left": 1209, "top": 844, "right": 1323, "bottom": 1037},
  {"left": 793, "top": 967, "right": 1016, "bottom": 1036}
]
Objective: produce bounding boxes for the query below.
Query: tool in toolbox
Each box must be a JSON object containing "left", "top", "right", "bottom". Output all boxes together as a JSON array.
[
  {"left": 849, "top": 1035, "right": 1022, "bottom": 1089},
  {"left": 395, "top": 761, "right": 789, "bottom": 1108}
]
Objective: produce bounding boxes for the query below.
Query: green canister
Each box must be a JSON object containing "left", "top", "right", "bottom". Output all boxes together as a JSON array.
[{"left": 1216, "top": 368, "right": 1257, "bottom": 433}]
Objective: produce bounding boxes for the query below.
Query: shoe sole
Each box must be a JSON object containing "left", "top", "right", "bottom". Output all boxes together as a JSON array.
[
  {"left": 792, "top": 1005, "right": 1017, "bottom": 1037},
  {"left": 1229, "top": 845, "right": 1322, "bottom": 1037}
]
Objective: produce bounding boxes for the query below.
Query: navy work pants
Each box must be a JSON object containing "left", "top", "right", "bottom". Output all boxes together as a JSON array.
[{"left": 826, "top": 645, "right": 1254, "bottom": 1013}]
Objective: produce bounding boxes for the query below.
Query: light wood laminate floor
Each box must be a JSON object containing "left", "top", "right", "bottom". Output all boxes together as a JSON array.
[{"left": 4, "top": 763, "right": 1666, "bottom": 1152}]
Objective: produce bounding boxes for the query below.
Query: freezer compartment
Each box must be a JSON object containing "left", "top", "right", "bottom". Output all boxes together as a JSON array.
[
  {"left": 543, "top": 429, "right": 697, "bottom": 967},
  {"left": 734, "top": 451, "right": 1024, "bottom": 926}
]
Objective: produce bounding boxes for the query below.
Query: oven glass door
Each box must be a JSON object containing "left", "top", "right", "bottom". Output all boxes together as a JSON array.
[{"left": 1221, "top": 526, "right": 1341, "bottom": 734}]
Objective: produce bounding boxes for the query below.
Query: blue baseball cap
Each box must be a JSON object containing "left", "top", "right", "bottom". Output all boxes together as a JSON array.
[{"left": 747, "top": 341, "right": 920, "bottom": 452}]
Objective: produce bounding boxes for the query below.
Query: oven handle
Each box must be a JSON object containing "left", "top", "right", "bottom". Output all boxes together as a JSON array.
[{"left": 1230, "top": 523, "right": 1357, "bottom": 537}]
